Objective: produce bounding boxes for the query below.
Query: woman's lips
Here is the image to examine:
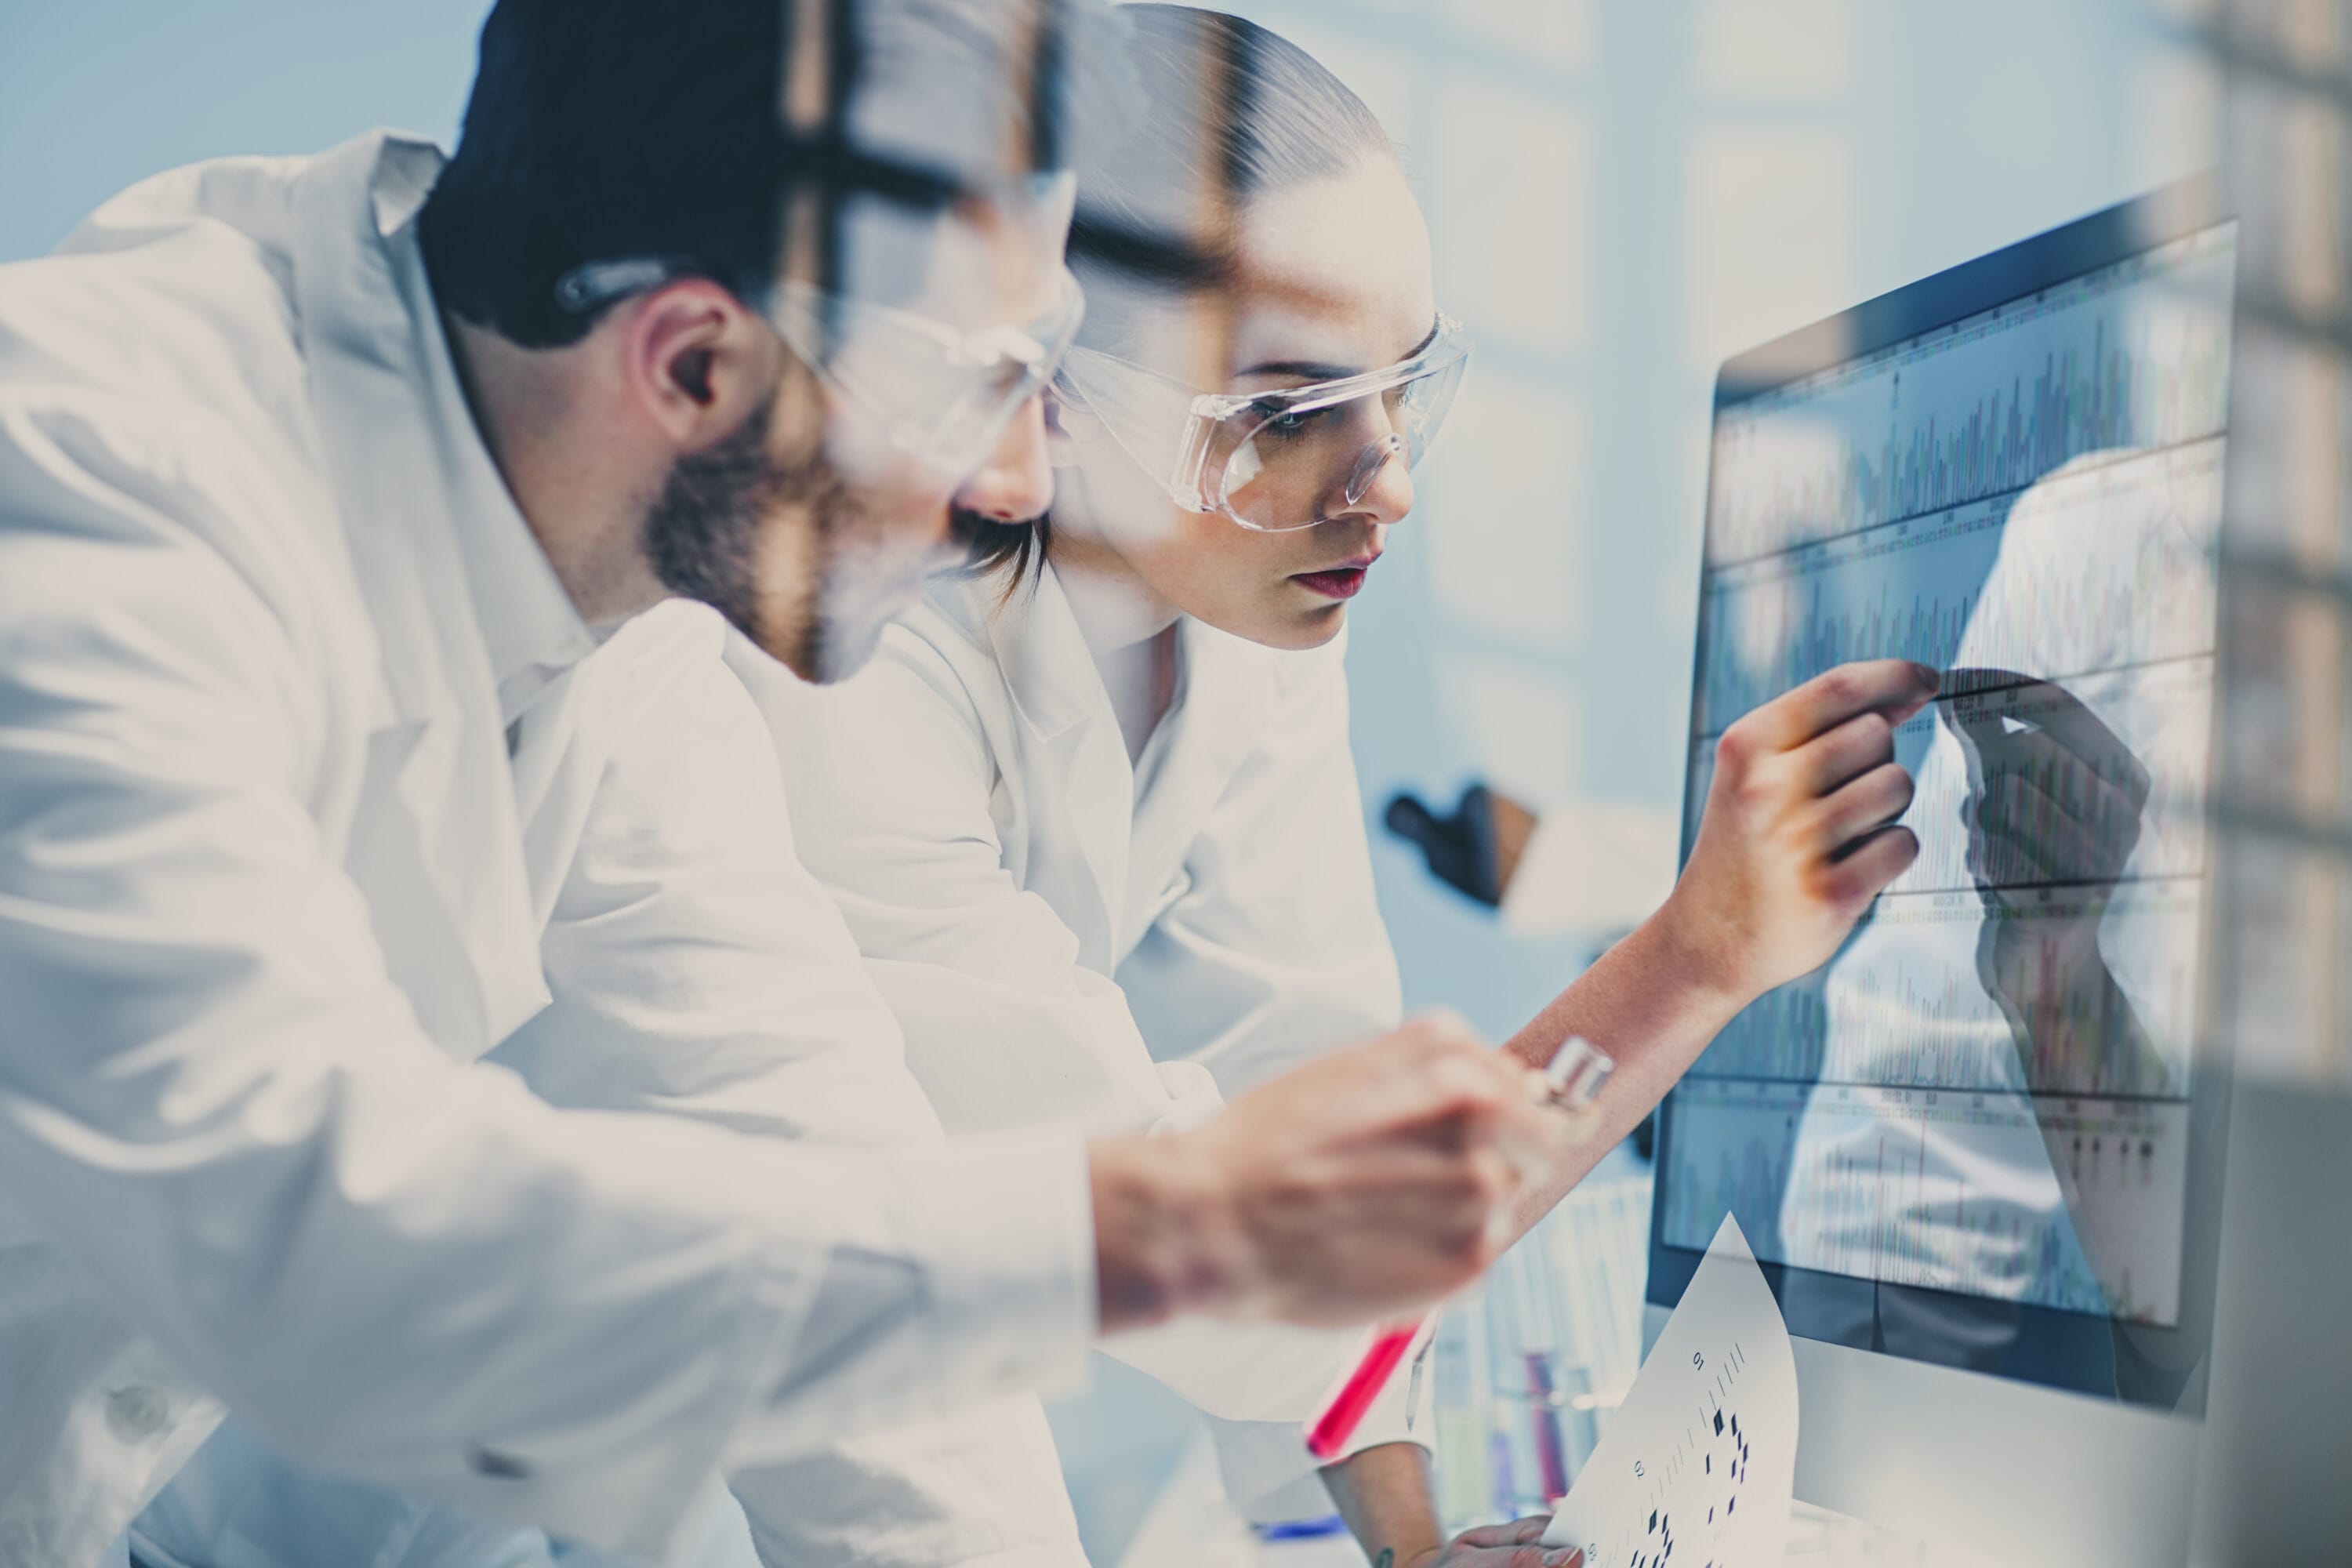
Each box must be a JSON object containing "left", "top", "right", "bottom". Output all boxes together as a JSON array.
[{"left": 1293, "top": 561, "right": 1375, "bottom": 600}]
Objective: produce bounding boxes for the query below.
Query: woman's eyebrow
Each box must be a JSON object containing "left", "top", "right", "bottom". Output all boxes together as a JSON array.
[
  {"left": 1236, "top": 358, "right": 1355, "bottom": 380},
  {"left": 1235, "top": 318, "right": 1443, "bottom": 382}
]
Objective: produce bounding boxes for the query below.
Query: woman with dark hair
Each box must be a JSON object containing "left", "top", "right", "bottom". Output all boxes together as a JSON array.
[{"left": 752, "top": 5, "right": 1930, "bottom": 1559}]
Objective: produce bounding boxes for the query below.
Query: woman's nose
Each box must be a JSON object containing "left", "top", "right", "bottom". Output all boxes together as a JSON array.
[{"left": 953, "top": 395, "right": 1055, "bottom": 524}]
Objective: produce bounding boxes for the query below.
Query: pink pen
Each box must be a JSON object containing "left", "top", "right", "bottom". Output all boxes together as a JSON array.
[{"left": 1303, "top": 1035, "right": 1614, "bottom": 1461}]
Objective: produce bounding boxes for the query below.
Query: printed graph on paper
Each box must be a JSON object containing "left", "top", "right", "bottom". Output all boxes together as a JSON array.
[{"left": 1544, "top": 1218, "right": 1800, "bottom": 1568}]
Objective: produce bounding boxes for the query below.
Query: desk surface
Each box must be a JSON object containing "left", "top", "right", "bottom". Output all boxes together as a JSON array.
[{"left": 1244, "top": 1504, "right": 2002, "bottom": 1568}]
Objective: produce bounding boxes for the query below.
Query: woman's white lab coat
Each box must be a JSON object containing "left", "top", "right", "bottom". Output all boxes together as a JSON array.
[{"left": 735, "top": 561, "right": 1425, "bottom": 1524}]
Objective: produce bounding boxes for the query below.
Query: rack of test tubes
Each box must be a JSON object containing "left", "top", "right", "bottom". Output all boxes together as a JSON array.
[{"left": 1425, "top": 1174, "right": 1655, "bottom": 1530}]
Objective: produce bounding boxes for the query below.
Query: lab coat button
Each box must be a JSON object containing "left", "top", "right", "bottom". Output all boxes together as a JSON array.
[{"left": 105, "top": 1385, "right": 169, "bottom": 1442}]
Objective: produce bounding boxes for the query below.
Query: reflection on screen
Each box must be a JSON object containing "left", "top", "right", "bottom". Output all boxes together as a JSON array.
[{"left": 1663, "top": 223, "right": 2235, "bottom": 1339}]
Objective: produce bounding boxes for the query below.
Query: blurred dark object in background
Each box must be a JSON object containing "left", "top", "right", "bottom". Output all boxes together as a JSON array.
[{"left": 1382, "top": 782, "right": 1537, "bottom": 908}]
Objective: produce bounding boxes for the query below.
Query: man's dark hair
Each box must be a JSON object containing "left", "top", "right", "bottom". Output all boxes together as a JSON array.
[
  {"left": 421, "top": 0, "right": 792, "bottom": 348},
  {"left": 422, "top": 0, "right": 1132, "bottom": 350}
]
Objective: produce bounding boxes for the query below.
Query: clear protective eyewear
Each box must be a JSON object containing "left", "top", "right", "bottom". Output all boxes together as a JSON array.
[
  {"left": 1051, "top": 313, "right": 1471, "bottom": 532},
  {"left": 554, "top": 256, "right": 1086, "bottom": 481}
]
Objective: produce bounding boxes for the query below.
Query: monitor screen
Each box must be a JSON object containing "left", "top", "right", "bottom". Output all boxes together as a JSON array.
[{"left": 1650, "top": 191, "right": 2236, "bottom": 1406}]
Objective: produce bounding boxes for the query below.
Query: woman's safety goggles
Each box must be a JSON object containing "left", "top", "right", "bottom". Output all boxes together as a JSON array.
[
  {"left": 1051, "top": 314, "right": 1470, "bottom": 532},
  {"left": 554, "top": 257, "right": 1086, "bottom": 481}
]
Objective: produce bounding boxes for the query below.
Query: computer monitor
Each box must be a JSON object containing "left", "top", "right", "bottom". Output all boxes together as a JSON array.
[{"left": 1648, "top": 176, "right": 2238, "bottom": 1568}]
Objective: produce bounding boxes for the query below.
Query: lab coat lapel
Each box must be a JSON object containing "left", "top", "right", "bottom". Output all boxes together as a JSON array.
[
  {"left": 290, "top": 133, "right": 550, "bottom": 1056},
  {"left": 978, "top": 570, "right": 1133, "bottom": 969},
  {"left": 1121, "top": 619, "right": 1280, "bottom": 952}
]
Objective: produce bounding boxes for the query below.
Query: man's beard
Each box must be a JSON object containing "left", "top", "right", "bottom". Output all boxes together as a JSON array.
[{"left": 642, "top": 393, "right": 899, "bottom": 684}]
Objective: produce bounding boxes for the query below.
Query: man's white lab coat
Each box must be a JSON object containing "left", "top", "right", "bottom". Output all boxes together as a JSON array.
[
  {"left": 132, "top": 604, "right": 1092, "bottom": 1568},
  {"left": 735, "top": 563, "right": 1423, "bottom": 1547},
  {"left": 0, "top": 132, "right": 1095, "bottom": 1566}
]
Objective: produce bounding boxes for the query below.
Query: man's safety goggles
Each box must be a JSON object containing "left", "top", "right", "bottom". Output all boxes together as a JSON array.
[
  {"left": 555, "top": 257, "right": 1086, "bottom": 480},
  {"left": 1051, "top": 314, "right": 1470, "bottom": 532}
]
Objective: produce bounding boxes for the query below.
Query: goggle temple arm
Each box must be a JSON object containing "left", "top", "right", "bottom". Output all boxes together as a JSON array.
[
  {"left": 1050, "top": 350, "right": 1219, "bottom": 512},
  {"left": 1167, "top": 413, "right": 1220, "bottom": 513}
]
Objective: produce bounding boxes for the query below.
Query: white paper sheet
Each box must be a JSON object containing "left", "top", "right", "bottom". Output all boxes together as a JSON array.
[{"left": 1542, "top": 1214, "right": 1798, "bottom": 1568}]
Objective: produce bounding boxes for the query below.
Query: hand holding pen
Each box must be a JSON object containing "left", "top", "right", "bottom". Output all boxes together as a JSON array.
[{"left": 1304, "top": 1036, "right": 1616, "bottom": 1461}]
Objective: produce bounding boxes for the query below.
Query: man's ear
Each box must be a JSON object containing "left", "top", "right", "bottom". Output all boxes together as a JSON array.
[{"left": 622, "top": 279, "right": 775, "bottom": 452}]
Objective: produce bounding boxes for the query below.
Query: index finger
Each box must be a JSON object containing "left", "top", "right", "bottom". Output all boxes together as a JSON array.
[{"left": 1739, "top": 660, "right": 1940, "bottom": 753}]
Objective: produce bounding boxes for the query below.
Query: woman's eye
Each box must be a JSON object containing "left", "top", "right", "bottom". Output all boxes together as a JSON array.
[{"left": 1252, "top": 401, "right": 1328, "bottom": 438}]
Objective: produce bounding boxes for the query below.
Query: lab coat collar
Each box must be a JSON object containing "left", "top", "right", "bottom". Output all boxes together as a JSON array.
[
  {"left": 1119, "top": 611, "right": 1283, "bottom": 955},
  {"left": 310, "top": 132, "right": 596, "bottom": 728},
  {"left": 966, "top": 563, "right": 1112, "bottom": 745},
  {"left": 291, "top": 132, "right": 471, "bottom": 736},
  {"left": 411, "top": 291, "right": 597, "bottom": 728},
  {"left": 955, "top": 563, "right": 1281, "bottom": 752},
  {"left": 941, "top": 563, "right": 1284, "bottom": 962},
  {"left": 964, "top": 565, "right": 1134, "bottom": 960},
  {"left": 288, "top": 131, "right": 556, "bottom": 1048}
]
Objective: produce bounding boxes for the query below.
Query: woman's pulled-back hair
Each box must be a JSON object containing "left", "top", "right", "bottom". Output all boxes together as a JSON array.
[
  {"left": 953, "top": 3, "right": 1397, "bottom": 587},
  {"left": 1082, "top": 5, "right": 1393, "bottom": 249}
]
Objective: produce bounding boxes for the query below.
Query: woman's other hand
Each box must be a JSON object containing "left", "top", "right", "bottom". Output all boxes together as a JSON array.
[{"left": 1399, "top": 1515, "right": 1581, "bottom": 1568}]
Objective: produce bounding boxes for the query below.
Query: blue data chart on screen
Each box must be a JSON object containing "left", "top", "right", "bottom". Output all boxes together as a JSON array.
[
  {"left": 1663, "top": 215, "right": 2235, "bottom": 1335},
  {"left": 1693, "top": 440, "right": 2223, "bottom": 738},
  {"left": 1663, "top": 1078, "right": 2189, "bottom": 1323},
  {"left": 1702, "top": 227, "right": 2233, "bottom": 576}
]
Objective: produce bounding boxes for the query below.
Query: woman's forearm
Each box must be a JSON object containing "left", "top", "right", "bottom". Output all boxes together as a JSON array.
[
  {"left": 1499, "top": 898, "right": 1751, "bottom": 1227},
  {"left": 1320, "top": 1442, "right": 1446, "bottom": 1567},
  {"left": 1498, "top": 661, "right": 1947, "bottom": 1230}
]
